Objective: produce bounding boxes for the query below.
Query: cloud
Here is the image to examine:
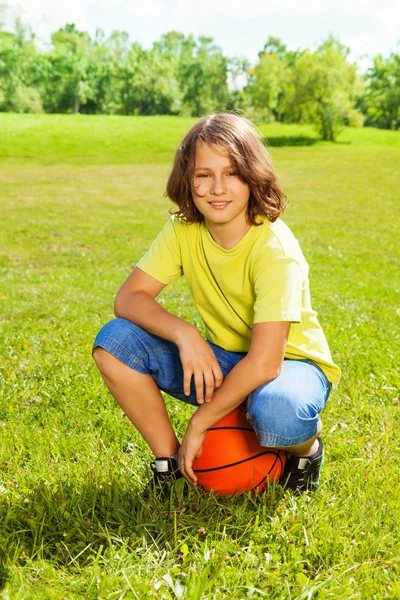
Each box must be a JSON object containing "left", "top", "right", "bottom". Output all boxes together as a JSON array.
[
  {"left": 113, "top": 0, "right": 166, "bottom": 18},
  {"left": 4, "top": 0, "right": 399, "bottom": 61},
  {"left": 6, "top": 0, "right": 168, "bottom": 39},
  {"left": 7, "top": 0, "right": 92, "bottom": 37},
  {"left": 174, "top": 0, "right": 393, "bottom": 19}
]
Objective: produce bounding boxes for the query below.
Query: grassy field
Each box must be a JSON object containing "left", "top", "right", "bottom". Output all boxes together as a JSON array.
[{"left": 0, "top": 114, "right": 399, "bottom": 599}]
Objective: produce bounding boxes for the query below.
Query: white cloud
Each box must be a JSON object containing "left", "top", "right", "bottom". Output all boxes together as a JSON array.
[
  {"left": 3, "top": 0, "right": 400, "bottom": 61},
  {"left": 5, "top": 0, "right": 168, "bottom": 38},
  {"left": 6, "top": 0, "right": 92, "bottom": 38},
  {"left": 80, "top": 0, "right": 166, "bottom": 20},
  {"left": 117, "top": 0, "right": 166, "bottom": 18},
  {"left": 173, "top": 0, "right": 395, "bottom": 19}
]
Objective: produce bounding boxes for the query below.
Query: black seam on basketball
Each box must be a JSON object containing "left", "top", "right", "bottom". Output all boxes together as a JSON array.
[
  {"left": 251, "top": 453, "right": 279, "bottom": 489},
  {"left": 251, "top": 453, "right": 283, "bottom": 490},
  {"left": 252, "top": 454, "right": 284, "bottom": 490},
  {"left": 208, "top": 426, "right": 254, "bottom": 432},
  {"left": 193, "top": 451, "right": 281, "bottom": 473}
]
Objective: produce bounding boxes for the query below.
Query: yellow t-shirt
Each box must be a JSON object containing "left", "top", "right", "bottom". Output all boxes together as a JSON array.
[{"left": 137, "top": 216, "right": 341, "bottom": 384}]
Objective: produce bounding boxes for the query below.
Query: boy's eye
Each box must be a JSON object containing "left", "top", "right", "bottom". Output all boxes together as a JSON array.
[{"left": 195, "top": 171, "right": 238, "bottom": 178}]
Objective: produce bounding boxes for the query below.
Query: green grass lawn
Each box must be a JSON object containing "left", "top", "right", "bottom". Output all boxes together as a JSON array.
[{"left": 0, "top": 114, "right": 399, "bottom": 599}]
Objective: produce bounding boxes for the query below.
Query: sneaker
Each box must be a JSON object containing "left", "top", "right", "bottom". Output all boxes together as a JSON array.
[
  {"left": 141, "top": 457, "right": 183, "bottom": 499},
  {"left": 279, "top": 438, "right": 324, "bottom": 493}
]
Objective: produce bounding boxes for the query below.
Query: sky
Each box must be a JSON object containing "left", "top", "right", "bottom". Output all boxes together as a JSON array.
[{"left": 3, "top": 0, "right": 400, "bottom": 68}]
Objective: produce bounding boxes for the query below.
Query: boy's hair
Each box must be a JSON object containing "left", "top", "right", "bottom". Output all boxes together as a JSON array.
[{"left": 166, "top": 113, "right": 287, "bottom": 224}]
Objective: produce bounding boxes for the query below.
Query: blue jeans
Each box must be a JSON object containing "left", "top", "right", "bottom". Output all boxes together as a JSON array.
[{"left": 93, "top": 318, "right": 332, "bottom": 448}]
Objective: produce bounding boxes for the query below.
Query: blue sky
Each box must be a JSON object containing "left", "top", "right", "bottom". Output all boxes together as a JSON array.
[{"left": 4, "top": 0, "right": 400, "bottom": 68}]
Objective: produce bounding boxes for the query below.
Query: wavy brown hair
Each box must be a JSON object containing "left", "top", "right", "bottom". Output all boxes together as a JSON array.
[{"left": 166, "top": 113, "right": 287, "bottom": 224}]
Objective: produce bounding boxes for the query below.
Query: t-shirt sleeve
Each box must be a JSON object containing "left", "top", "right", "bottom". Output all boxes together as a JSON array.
[
  {"left": 136, "top": 217, "right": 183, "bottom": 285},
  {"left": 252, "top": 257, "right": 303, "bottom": 323}
]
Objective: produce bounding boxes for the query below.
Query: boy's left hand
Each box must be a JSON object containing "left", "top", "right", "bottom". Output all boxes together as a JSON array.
[{"left": 179, "top": 424, "right": 207, "bottom": 486}]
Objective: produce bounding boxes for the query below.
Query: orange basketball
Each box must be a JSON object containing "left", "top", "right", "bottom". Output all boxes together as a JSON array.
[{"left": 192, "top": 404, "right": 286, "bottom": 495}]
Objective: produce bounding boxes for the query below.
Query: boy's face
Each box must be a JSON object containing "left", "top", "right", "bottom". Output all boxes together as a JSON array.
[{"left": 192, "top": 143, "right": 251, "bottom": 230}]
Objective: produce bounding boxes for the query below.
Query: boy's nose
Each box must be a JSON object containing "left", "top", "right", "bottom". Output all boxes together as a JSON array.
[{"left": 211, "top": 176, "right": 226, "bottom": 195}]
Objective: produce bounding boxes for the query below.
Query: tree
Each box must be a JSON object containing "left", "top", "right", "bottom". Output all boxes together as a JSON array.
[
  {"left": 153, "top": 32, "right": 230, "bottom": 117},
  {"left": 89, "top": 30, "right": 130, "bottom": 115},
  {"left": 117, "top": 42, "right": 182, "bottom": 115},
  {"left": 178, "top": 35, "right": 229, "bottom": 116},
  {"left": 259, "top": 36, "right": 301, "bottom": 68},
  {"left": 245, "top": 37, "right": 301, "bottom": 122},
  {"left": 226, "top": 56, "right": 251, "bottom": 112},
  {"left": 361, "top": 53, "right": 400, "bottom": 129},
  {"left": 0, "top": 18, "right": 40, "bottom": 112},
  {"left": 246, "top": 52, "right": 288, "bottom": 121},
  {"left": 40, "top": 24, "right": 100, "bottom": 114},
  {"left": 283, "top": 37, "right": 364, "bottom": 140}
]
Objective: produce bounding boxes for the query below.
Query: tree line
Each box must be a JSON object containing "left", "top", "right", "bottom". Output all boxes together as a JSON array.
[{"left": 0, "top": 20, "right": 399, "bottom": 140}]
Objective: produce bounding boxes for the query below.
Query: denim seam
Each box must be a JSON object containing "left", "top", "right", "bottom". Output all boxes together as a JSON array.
[
  {"left": 93, "top": 336, "right": 146, "bottom": 369},
  {"left": 94, "top": 335, "right": 180, "bottom": 371},
  {"left": 246, "top": 413, "right": 319, "bottom": 447}
]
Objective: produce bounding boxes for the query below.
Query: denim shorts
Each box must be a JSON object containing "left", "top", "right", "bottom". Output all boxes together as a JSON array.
[{"left": 93, "top": 318, "right": 332, "bottom": 448}]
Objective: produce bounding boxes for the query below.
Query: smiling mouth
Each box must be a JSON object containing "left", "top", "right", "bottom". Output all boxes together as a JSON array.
[{"left": 209, "top": 201, "right": 231, "bottom": 209}]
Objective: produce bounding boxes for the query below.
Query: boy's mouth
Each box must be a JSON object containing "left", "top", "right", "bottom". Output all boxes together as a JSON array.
[{"left": 209, "top": 201, "right": 231, "bottom": 209}]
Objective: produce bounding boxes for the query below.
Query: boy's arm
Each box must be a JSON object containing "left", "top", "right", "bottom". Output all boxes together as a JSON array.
[
  {"left": 179, "top": 321, "right": 290, "bottom": 484},
  {"left": 115, "top": 266, "right": 185, "bottom": 340},
  {"left": 114, "top": 267, "right": 223, "bottom": 402}
]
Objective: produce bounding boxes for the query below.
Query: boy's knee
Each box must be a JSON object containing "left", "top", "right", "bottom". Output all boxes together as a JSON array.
[
  {"left": 92, "top": 346, "right": 110, "bottom": 371},
  {"left": 247, "top": 389, "right": 298, "bottom": 423},
  {"left": 92, "top": 319, "right": 145, "bottom": 367},
  {"left": 246, "top": 388, "right": 321, "bottom": 447}
]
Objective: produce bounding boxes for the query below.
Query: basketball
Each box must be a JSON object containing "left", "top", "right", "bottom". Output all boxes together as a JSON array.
[{"left": 192, "top": 404, "right": 286, "bottom": 495}]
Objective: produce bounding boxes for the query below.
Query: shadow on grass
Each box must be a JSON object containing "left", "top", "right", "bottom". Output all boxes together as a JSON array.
[
  {"left": 0, "top": 477, "right": 285, "bottom": 567},
  {"left": 262, "top": 135, "right": 320, "bottom": 147}
]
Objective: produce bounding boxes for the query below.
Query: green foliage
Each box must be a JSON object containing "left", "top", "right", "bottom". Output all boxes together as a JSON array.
[
  {"left": 362, "top": 53, "right": 400, "bottom": 130},
  {"left": 225, "top": 56, "right": 251, "bottom": 112},
  {"left": 115, "top": 42, "right": 182, "bottom": 116},
  {"left": 0, "top": 114, "right": 400, "bottom": 597},
  {"left": 0, "top": 20, "right": 41, "bottom": 113},
  {"left": 0, "top": 16, "right": 399, "bottom": 133},
  {"left": 246, "top": 51, "right": 289, "bottom": 122},
  {"left": 153, "top": 31, "right": 230, "bottom": 117},
  {"left": 258, "top": 37, "right": 301, "bottom": 68},
  {"left": 283, "top": 37, "right": 364, "bottom": 140},
  {"left": 39, "top": 24, "right": 104, "bottom": 114},
  {"left": 178, "top": 35, "right": 229, "bottom": 116},
  {"left": 245, "top": 37, "right": 300, "bottom": 123},
  {"left": 244, "top": 35, "right": 366, "bottom": 138},
  {"left": 34, "top": 26, "right": 229, "bottom": 117}
]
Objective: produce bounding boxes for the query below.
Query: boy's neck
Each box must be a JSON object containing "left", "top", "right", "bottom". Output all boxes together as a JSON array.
[{"left": 206, "top": 219, "right": 252, "bottom": 250}]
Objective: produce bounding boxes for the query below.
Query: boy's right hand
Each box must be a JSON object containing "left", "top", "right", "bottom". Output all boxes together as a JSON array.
[{"left": 176, "top": 328, "right": 224, "bottom": 404}]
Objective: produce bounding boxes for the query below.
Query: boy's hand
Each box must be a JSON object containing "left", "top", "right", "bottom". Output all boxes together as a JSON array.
[
  {"left": 179, "top": 422, "right": 207, "bottom": 485},
  {"left": 176, "top": 328, "right": 223, "bottom": 404}
]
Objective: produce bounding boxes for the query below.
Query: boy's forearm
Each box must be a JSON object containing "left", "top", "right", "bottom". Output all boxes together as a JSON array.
[
  {"left": 114, "top": 290, "right": 196, "bottom": 346},
  {"left": 188, "top": 355, "right": 279, "bottom": 433}
]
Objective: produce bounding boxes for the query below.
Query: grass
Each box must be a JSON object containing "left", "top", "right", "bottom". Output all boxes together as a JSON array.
[{"left": 0, "top": 114, "right": 400, "bottom": 599}]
